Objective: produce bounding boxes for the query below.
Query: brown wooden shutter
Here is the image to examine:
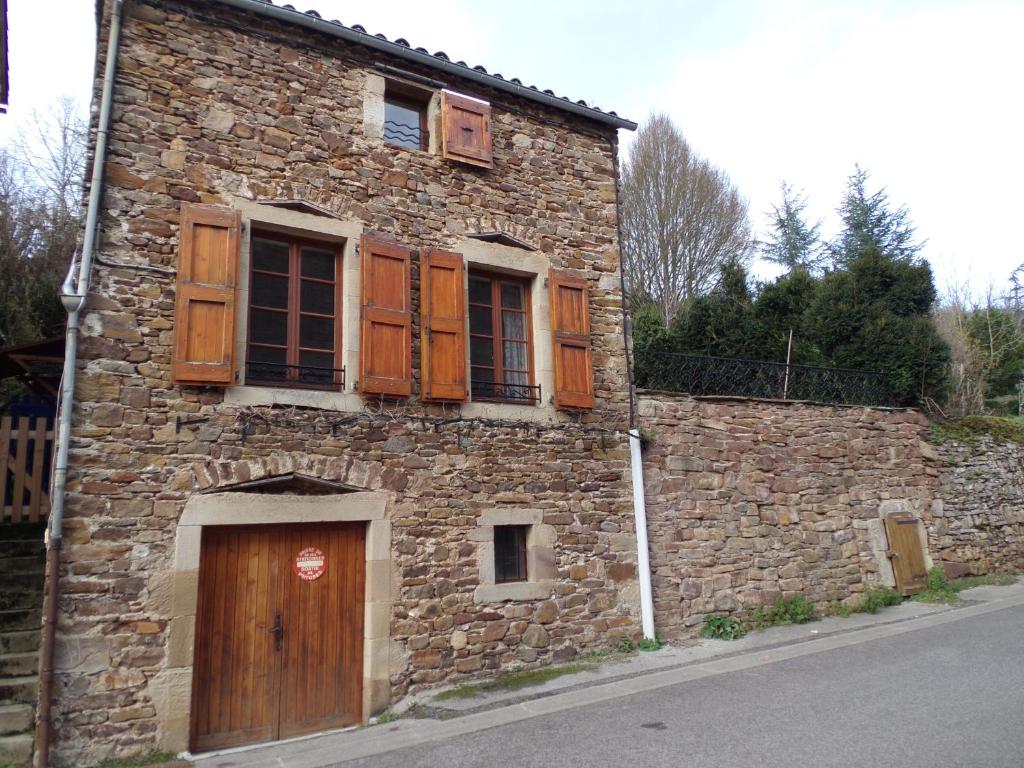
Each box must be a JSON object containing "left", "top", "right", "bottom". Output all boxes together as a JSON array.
[
  {"left": 441, "top": 91, "right": 493, "bottom": 169},
  {"left": 420, "top": 249, "right": 467, "bottom": 402},
  {"left": 359, "top": 236, "right": 413, "bottom": 397},
  {"left": 550, "top": 269, "right": 595, "bottom": 410},
  {"left": 171, "top": 203, "right": 240, "bottom": 386}
]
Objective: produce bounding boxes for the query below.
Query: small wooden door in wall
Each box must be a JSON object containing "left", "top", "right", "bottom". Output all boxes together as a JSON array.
[
  {"left": 191, "top": 522, "right": 366, "bottom": 751},
  {"left": 884, "top": 515, "right": 928, "bottom": 596}
]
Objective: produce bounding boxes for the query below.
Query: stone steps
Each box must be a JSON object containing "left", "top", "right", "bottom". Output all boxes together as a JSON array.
[
  {"left": 0, "top": 589, "right": 43, "bottom": 613},
  {"left": 0, "top": 557, "right": 45, "bottom": 575},
  {"left": 0, "top": 703, "right": 33, "bottom": 737},
  {"left": 0, "top": 631, "right": 40, "bottom": 655},
  {"left": 0, "top": 525, "right": 45, "bottom": 541},
  {"left": 0, "top": 539, "right": 44, "bottom": 558},
  {"left": 0, "top": 732, "right": 33, "bottom": 765},
  {"left": 0, "top": 653, "right": 37, "bottom": 678},
  {"left": 0, "top": 609, "right": 40, "bottom": 633},
  {"left": 0, "top": 676, "right": 37, "bottom": 705}
]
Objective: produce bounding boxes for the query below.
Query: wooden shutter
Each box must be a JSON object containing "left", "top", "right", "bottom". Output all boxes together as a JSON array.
[
  {"left": 441, "top": 91, "right": 493, "bottom": 169},
  {"left": 172, "top": 203, "right": 240, "bottom": 386},
  {"left": 420, "top": 249, "right": 467, "bottom": 402},
  {"left": 550, "top": 269, "right": 595, "bottom": 410},
  {"left": 359, "top": 236, "right": 413, "bottom": 397}
]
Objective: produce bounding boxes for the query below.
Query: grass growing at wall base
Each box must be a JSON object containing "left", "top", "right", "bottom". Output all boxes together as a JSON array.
[
  {"left": 433, "top": 655, "right": 607, "bottom": 701},
  {"left": 87, "top": 752, "right": 179, "bottom": 768},
  {"left": 912, "top": 566, "right": 1019, "bottom": 604}
]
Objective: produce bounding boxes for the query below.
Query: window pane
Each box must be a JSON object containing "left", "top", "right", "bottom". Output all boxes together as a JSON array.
[
  {"left": 299, "top": 350, "right": 337, "bottom": 387},
  {"left": 494, "top": 525, "right": 527, "bottom": 583},
  {"left": 247, "top": 345, "right": 287, "bottom": 383},
  {"left": 468, "top": 276, "right": 492, "bottom": 306},
  {"left": 301, "top": 247, "right": 335, "bottom": 280},
  {"left": 252, "top": 238, "right": 289, "bottom": 273},
  {"left": 500, "top": 281, "right": 525, "bottom": 310},
  {"left": 469, "top": 306, "right": 493, "bottom": 337},
  {"left": 470, "top": 336, "right": 494, "bottom": 367},
  {"left": 503, "top": 341, "right": 528, "bottom": 373},
  {"left": 301, "top": 280, "right": 335, "bottom": 315},
  {"left": 384, "top": 100, "right": 423, "bottom": 150},
  {"left": 251, "top": 273, "right": 288, "bottom": 309},
  {"left": 502, "top": 310, "right": 526, "bottom": 341},
  {"left": 300, "top": 315, "right": 334, "bottom": 350},
  {"left": 249, "top": 309, "right": 287, "bottom": 346}
]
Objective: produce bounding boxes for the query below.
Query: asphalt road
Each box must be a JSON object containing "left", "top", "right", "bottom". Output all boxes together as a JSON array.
[{"left": 342, "top": 604, "right": 1024, "bottom": 768}]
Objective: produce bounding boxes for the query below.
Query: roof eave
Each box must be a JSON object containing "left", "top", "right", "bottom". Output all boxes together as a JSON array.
[{"left": 209, "top": 0, "right": 638, "bottom": 131}]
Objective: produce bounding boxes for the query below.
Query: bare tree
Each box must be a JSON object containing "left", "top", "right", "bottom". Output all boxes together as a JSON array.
[
  {"left": 0, "top": 98, "right": 86, "bottom": 349},
  {"left": 621, "top": 114, "right": 753, "bottom": 325}
]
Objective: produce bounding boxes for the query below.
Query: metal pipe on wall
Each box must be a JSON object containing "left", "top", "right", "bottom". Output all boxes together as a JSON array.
[{"left": 35, "top": 1, "right": 125, "bottom": 764}]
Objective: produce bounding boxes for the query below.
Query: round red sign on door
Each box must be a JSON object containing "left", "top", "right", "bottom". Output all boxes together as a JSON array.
[{"left": 293, "top": 547, "right": 326, "bottom": 581}]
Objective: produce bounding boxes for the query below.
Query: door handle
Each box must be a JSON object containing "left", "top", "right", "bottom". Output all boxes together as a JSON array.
[{"left": 270, "top": 611, "right": 283, "bottom": 652}]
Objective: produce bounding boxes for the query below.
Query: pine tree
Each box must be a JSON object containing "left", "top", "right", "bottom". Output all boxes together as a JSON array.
[
  {"left": 831, "top": 165, "right": 922, "bottom": 267},
  {"left": 761, "top": 182, "right": 825, "bottom": 273}
]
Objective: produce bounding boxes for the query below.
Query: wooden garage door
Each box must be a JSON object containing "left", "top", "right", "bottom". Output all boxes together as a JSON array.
[{"left": 191, "top": 523, "right": 366, "bottom": 751}]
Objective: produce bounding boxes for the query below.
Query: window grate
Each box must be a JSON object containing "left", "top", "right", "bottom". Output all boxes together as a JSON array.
[
  {"left": 246, "top": 361, "right": 345, "bottom": 391},
  {"left": 471, "top": 380, "right": 540, "bottom": 404},
  {"left": 383, "top": 119, "right": 424, "bottom": 148}
]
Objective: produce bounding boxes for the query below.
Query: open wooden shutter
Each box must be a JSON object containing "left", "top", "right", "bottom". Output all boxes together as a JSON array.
[
  {"left": 359, "top": 236, "right": 413, "bottom": 397},
  {"left": 550, "top": 269, "right": 595, "bottom": 410},
  {"left": 172, "top": 203, "right": 240, "bottom": 386},
  {"left": 420, "top": 249, "right": 467, "bottom": 402},
  {"left": 441, "top": 91, "right": 493, "bottom": 169}
]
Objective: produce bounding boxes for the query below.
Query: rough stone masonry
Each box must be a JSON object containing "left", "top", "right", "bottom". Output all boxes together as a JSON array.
[{"left": 55, "top": 1, "right": 640, "bottom": 763}]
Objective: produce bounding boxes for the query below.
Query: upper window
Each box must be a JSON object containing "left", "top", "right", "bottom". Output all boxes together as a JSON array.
[
  {"left": 468, "top": 271, "right": 536, "bottom": 403},
  {"left": 246, "top": 233, "right": 343, "bottom": 390},
  {"left": 383, "top": 82, "right": 429, "bottom": 151}
]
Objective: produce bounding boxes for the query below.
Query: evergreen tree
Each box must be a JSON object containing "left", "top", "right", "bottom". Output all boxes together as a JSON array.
[
  {"left": 831, "top": 166, "right": 922, "bottom": 267},
  {"left": 761, "top": 183, "right": 825, "bottom": 273},
  {"left": 807, "top": 244, "right": 949, "bottom": 404}
]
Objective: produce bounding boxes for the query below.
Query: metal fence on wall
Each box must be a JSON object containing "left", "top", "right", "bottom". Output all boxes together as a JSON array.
[{"left": 635, "top": 350, "right": 895, "bottom": 407}]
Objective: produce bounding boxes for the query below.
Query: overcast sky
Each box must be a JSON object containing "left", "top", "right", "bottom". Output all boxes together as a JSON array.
[{"left": 3, "top": 0, "right": 1022, "bottom": 297}]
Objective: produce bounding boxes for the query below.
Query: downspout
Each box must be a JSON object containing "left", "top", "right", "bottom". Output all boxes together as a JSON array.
[
  {"left": 611, "top": 139, "right": 656, "bottom": 641},
  {"left": 35, "top": 1, "right": 125, "bottom": 764}
]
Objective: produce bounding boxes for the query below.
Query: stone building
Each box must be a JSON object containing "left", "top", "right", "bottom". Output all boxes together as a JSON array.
[{"left": 48, "top": 0, "right": 640, "bottom": 762}]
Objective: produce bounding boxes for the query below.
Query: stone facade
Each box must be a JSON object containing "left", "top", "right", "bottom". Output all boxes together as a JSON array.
[
  {"left": 930, "top": 437, "right": 1024, "bottom": 577},
  {"left": 638, "top": 393, "right": 938, "bottom": 639},
  {"left": 54, "top": 1, "right": 639, "bottom": 764}
]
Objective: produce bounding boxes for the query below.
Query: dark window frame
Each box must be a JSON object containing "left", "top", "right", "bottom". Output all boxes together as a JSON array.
[
  {"left": 383, "top": 81, "right": 431, "bottom": 152},
  {"left": 468, "top": 269, "right": 536, "bottom": 403},
  {"left": 494, "top": 524, "right": 529, "bottom": 584},
  {"left": 246, "top": 231, "right": 344, "bottom": 391}
]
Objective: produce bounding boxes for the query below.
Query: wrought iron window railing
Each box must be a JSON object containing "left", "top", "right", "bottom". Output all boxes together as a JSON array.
[
  {"left": 245, "top": 361, "right": 346, "bottom": 391},
  {"left": 383, "top": 120, "right": 423, "bottom": 150},
  {"left": 471, "top": 381, "right": 541, "bottom": 404},
  {"left": 634, "top": 350, "right": 894, "bottom": 407}
]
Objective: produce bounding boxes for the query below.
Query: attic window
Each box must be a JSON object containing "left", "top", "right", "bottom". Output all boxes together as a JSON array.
[{"left": 384, "top": 81, "right": 430, "bottom": 151}]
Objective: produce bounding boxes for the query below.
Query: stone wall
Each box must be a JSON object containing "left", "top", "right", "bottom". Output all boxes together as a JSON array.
[
  {"left": 931, "top": 437, "right": 1024, "bottom": 576},
  {"left": 638, "top": 393, "right": 937, "bottom": 639},
  {"left": 55, "top": 1, "right": 638, "bottom": 764}
]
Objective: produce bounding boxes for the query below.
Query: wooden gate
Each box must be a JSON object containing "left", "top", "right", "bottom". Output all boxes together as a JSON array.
[
  {"left": 1, "top": 415, "right": 53, "bottom": 524},
  {"left": 885, "top": 515, "right": 928, "bottom": 595},
  {"left": 190, "top": 522, "right": 366, "bottom": 752}
]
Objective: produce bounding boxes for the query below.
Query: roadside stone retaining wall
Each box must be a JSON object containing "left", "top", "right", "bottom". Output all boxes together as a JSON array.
[
  {"left": 638, "top": 392, "right": 937, "bottom": 639},
  {"left": 930, "top": 437, "right": 1024, "bottom": 576}
]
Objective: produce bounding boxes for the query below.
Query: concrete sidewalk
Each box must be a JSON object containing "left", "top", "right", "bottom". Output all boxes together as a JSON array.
[{"left": 188, "top": 579, "right": 1024, "bottom": 768}]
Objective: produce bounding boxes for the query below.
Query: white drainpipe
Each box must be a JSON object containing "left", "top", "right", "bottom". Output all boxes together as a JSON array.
[{"left": 629, "top": 428, "right": 656, "bottom": 640}]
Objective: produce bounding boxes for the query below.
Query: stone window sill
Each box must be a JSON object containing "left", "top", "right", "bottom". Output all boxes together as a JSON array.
[{"left": 474, "top": 579, "right": 554, "bottom": 603}]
